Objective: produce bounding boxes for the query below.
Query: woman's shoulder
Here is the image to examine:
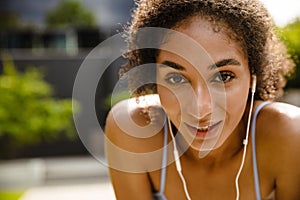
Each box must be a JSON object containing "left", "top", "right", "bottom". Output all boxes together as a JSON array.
[
  {"left": 105, "top": 95, "right": 166, "bottom": 172},
  {"left": 105, "top": 94, "right": 165, "bottom": 153},
  {"left": 257, "top": 101, "right": 300, "bottom": 137},
  {"left": 107, "top": 94, "right": 162, "bottom": 125},
  {"left": 256, "top": 101, "right": 300, "bottom": 172},
  {"left": 256, "top": 101, "right": 300, "bottom": 144}
]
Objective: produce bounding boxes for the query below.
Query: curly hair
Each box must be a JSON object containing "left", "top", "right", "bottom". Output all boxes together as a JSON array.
[{"left": 121, "top": 0, "right": 295, "bottom": 100}]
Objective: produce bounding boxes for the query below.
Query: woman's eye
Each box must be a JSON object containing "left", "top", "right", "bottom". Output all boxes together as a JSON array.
[
  {"left": 212, "top": 71, "right": 235, "bottom": 83},
  {"left": 165, "top": 73, "right": 188, "bottom": 85}
]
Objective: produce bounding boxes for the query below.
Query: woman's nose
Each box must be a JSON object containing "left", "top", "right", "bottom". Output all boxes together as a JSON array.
[{"left": 186, "top": 83, "right": 212, "bottom": 120}]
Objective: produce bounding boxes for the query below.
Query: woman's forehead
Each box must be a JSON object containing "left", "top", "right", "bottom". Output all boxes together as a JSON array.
[
  {"left": 157, "top": 18, "right": 248, "bottom": 68},
  {"left": 172, "top": 15, "right": 247, "bottom": 56}
]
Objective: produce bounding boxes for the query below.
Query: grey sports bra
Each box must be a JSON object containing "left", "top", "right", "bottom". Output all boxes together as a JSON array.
[{"left": 153, "top": 101, "right": 270, "bottom": 200}]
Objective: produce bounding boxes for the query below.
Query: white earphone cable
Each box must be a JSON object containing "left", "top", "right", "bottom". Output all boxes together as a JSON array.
[
  {"left": 235, "top": 75, "right": 256, "bottom": 200},
  {"left": 168, "top": 118, "right": 192, "bottom": 200}
]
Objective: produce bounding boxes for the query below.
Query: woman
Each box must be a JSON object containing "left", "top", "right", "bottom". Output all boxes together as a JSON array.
[{"left": 105, "top": 0, "right": 300, "bottom": 199}]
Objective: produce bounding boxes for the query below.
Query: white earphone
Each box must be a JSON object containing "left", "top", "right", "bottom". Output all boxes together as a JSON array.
[
  {"left": 251, "top": 74, "right": 257, "bottom": 93},
  {"left": 168, "top": 74, "right": 257, "bottom": 200},
  {"left": 235, "top": 74, "right": 256, "bottom": 199},
  {"left": 168, "top": 118, "right": 192, "bottom": 200}
]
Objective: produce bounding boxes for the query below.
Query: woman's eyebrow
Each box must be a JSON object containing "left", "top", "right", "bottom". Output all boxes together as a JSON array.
[
  {"left": 159, "top": 61, "right": 186, "bottom": 71},
  {"left": 208, "top": 58, "right": 241, "bottom": 70},
  {"left": 159, "top": 58, "right": 241, "bottom": 71}
]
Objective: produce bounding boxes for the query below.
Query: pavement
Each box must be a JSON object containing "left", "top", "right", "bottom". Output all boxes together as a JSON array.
[
  {"left": 19, "top": 182, "right": 115, "bottom": 200},
  {"left": 0, "top": 156, "right": 116, "bottom": 200}
]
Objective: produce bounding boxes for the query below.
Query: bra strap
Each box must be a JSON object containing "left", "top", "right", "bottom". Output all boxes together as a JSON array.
[{"left": 251, "top": 101, "right": 270, "bottom": 200}]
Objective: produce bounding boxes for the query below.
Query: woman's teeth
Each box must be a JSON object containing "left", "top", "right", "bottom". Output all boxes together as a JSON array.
[{"left": 197, "top": 126, "right": 209, "bottom": 131}]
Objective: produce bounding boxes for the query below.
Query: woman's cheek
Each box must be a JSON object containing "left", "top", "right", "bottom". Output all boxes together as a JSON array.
[
  {"left": 226, "top": 84, "right": 250, "bottom": 120},
  {"left": 157, "top": 86, "right": 181, "bottom": 117}
]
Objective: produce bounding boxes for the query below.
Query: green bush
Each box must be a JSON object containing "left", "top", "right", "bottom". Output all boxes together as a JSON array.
[
  {"left": 0, "top": 191, "right": 23, "bottom": 200},
  {"left": 0, "top": 52, "right": 76, "bottom": 145},
  {"left": 46, "top": 0, "right": 96, "bottom": 29},
  {"left": 277, "top": 18, "right": 300, "bottom": 88}
]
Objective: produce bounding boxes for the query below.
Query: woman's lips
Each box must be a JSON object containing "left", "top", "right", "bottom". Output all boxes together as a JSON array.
[{"left": 185, "top": 121, "right": 222, "bottom": 139}]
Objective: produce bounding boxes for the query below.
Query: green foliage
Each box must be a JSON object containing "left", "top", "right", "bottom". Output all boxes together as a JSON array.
[
  {"left": 0, "top": 190, "right": 23, "bottom": 200},
  {"left": 277, "top": 18, "right": 300, "bottom": 87},
  {"left": 46, "top": 0, "right": 96, "bottom": 29},
  {"left": 104, "top": 90, "right": 131, "bottom": 109},
  {"left": 0, "top": 12, "right": 20, "bottom": 30},
  {"left": 0, "top": 53, "right": 76, "bottom": 144}
]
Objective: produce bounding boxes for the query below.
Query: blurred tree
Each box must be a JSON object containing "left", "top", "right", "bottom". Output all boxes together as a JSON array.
[
  {"left": 277, "top": 18, "right": 300, "bottom": 88},
  {"left": 45, "top": 0, "right": 96, "bottom": 29},
  {"left": 0, "top": 12, "right": 20, "bottom": 30},
  {"left": 0, "top": 12, "right": 37, "bottom": 30},
  {"left": 0, "top": 52, "right": 77, "bottom": 158}
]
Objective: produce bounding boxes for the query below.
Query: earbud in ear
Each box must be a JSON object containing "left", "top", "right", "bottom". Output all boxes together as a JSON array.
[{"left": 251, "top": 75, "right": 257, "bottom": 93}]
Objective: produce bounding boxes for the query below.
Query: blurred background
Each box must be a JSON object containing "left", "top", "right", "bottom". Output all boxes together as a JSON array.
[{"left": 0, "top": 0, "right": 299, "bottom": 199}]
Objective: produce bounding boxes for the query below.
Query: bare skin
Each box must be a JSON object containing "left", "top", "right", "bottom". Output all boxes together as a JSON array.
[{"left": 105, "top": 17, "right": 300, "bottom": 200}]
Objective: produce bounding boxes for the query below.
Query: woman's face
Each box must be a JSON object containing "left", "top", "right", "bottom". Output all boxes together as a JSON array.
[{"left": 156, "top": 17, "right": 251, "bottom": 151}]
